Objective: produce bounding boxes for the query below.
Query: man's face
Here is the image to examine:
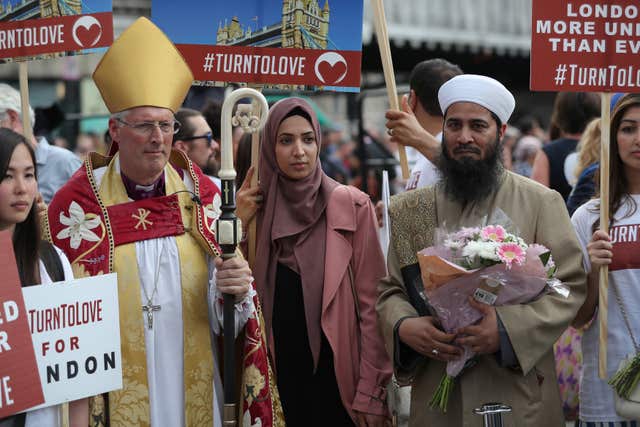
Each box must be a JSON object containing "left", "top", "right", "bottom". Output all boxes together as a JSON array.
[
  {"left": 183, "top": 115, "right": 218, "bottom": 171},
  {"left": 108, "top": 106, "right": 175, "bottom": 184},
  {"left": 442, "top": 102, "right": 505, "bottom": 161}
]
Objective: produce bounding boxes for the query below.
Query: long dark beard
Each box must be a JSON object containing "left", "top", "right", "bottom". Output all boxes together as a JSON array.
[{"left": 436, "top": 136, "right": 504, "bottom": 205}]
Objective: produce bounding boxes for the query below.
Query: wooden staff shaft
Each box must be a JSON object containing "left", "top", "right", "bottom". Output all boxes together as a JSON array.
[
  {"left": 370, "top": 0, "right": 409, "bottom": 179},
  {"left": 18, "top": 62, "right": 33, "bottom": 141},
  {"left": 598, "top": 92, "right": 611, "bottom": 380},
  {"left": 248, "top": 99, "right": 261, "bottom": 269}
]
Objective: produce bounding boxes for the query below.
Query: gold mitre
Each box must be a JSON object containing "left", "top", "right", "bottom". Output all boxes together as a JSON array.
[{"left": 93, "top": 17, "right": 193, "bottom": 113}]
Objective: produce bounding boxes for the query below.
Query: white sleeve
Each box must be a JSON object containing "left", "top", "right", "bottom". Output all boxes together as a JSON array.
[
  {"left": 571, "top": 203, "right": 595, "bottom": 273},
  {"left": 207, "top": 256, "right": 254, "bottom": 337}
]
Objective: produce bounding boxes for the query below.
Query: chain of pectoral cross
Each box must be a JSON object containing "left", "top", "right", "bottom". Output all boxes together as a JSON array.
[{"left": 142, "top": 241, "right": 164, "bottom": 330}]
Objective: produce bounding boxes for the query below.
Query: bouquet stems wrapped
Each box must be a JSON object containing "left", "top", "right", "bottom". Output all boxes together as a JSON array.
[{"left": 417, "top": 224, "right": 568, "bottom": 412}]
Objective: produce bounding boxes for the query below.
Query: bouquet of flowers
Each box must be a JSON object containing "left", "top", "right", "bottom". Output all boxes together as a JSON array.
[{"left": 417, "top": 224, "right": 568, "bottom": 412}]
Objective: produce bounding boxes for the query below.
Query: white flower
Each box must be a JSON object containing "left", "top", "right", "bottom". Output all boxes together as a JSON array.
[
  {"left": 56, "top": 201, "right": 101, "bottom": 249},
  {"left": 444, "top": 238, "right": 464, "bottom": 251},
  {"left": 462, "top": 241, "right": 500, "bottom": 262},
  {"left": 243, "top": 410, "right": 262, "bottom": 427}
]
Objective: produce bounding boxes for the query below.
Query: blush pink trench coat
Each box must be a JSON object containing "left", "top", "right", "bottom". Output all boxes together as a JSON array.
[{"left": 322, "top": 185, "right": 392, "bottom": 421}]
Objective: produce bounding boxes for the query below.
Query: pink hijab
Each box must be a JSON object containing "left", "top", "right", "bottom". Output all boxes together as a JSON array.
[{"left": 254, "top": 98, "right": 338, "bottom": 369}]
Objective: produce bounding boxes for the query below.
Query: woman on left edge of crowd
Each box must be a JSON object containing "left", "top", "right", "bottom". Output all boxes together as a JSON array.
[{"left": 0, "top": 127, "right": 88, "bottom": 427}]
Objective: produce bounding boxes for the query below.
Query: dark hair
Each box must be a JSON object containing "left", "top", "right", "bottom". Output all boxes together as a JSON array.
[
  {"left": 201, "top": 100, "right": 222, "bottom": 142},
  {"left": 235, "top": 133, "right": 253, "bottom": 188},
  {"left": 410, "top": 59, "right": 463, "bottom": 116},
  {"left": 173, "top": 108, "right": 202, "bottom": 144},
  {"left": 551, "top": 92, "right": 600, "bottom": 135},
  {"left": 593, "top": 93, "right": 640, "bottom": 226},
  {"left": 0, "top": 128, "right": 40, "bottom": 286}
]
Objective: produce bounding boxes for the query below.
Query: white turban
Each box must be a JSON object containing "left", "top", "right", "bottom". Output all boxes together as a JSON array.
[{"left": 438, "top": 74, "right": 515, "bottom": 124}]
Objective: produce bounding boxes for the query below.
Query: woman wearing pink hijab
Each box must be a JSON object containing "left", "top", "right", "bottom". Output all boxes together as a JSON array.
[{"left": 249, "top": 98, "right": 391, "bottom": 426}]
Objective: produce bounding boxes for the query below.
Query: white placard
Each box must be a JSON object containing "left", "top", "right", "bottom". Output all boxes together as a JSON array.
[
  {"left": 379, "top": 170, "right": 391, "bottom": 264},
  {"left": 21, "top": 273, "right": 122, "bottom": 409}
]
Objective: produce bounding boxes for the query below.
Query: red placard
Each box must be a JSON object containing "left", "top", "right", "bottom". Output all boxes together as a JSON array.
[
  {"left": 0, "top": 230, "right": 44, "bottom": 418},
  {"left": 177, "top": 44, "right": 361, "bottom": 89},
  {"left": 0, "top": 12, "right": 113, "bottom": 61},
  {"left": 531, "top": 1, "right": 640, "bottom": 92}
]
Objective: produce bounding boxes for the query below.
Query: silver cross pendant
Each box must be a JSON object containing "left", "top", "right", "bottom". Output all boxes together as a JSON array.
[{"left": 142, "top": 301, "right": 161, "bottom": 330}]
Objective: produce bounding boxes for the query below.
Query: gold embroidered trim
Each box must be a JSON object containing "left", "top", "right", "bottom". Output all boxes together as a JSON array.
[{"left": 388, "top": 186, "right": 437, "bottom": 268}]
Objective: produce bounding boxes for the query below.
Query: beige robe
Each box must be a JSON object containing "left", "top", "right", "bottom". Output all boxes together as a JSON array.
[{"left": 377, "top": 171, "right": 586, "bottom": 427}]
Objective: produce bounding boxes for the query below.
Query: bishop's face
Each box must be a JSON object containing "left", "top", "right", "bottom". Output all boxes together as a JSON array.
[{"left": 109, "top": 106, "right": 176, "bottom": 185}]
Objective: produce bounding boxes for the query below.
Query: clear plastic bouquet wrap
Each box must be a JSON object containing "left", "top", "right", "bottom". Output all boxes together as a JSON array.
[{"left": 417, "top": 222, "right": 569, "bottom": 412}]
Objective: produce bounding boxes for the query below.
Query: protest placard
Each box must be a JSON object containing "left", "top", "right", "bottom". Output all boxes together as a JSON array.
[
  {"left": 0, "top": 230, "right": 44, "bottom": 418},
  {"left": 531, "top": 1, "right": 640, "bottom": 92},
  {"left": 22, "top": 273, "right": 122, "bottom": 410},
  {"left": 151, "top": 0, "right": 364, "bottom": 92},
  {"left": 0, "top": 0, "right": 113, "bottom": 62}
]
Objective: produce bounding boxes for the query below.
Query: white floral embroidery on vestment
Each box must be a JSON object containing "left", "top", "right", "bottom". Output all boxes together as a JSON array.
[
  {"left": 56, "top": 201, "right": 101, "bottom": 249},
  {"left": 204, "top": 193, "right": 222, "bottom": 232},
  {"left": 243, "top": 410, "right": 262, "bottom": 427}
]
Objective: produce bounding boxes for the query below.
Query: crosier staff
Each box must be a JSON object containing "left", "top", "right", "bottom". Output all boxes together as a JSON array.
[{"left": 216, "top": 88, "right": 269, "bottom": 427}]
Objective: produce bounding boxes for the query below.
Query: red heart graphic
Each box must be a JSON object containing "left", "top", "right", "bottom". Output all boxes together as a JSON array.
[
  {"left": 317, "top": 61, "right": 347, "bottom": 85},
  {"left": 75, "top": 24, "right": 101, "bottom": 48}
]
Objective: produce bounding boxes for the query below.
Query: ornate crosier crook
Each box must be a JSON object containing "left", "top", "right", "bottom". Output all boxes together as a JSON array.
[{"left": 217, "top": 88, "right": 269, "bottom": 427}]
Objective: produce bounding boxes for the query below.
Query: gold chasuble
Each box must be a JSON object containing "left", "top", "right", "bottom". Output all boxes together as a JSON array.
[{"left": 98, "top": 155, "right": 213, "bottom": 426}]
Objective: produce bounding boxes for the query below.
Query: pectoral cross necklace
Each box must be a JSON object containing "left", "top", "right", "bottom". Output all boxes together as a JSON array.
[{"left": 142, "top": 242, "right": 163, "bottom": 330}]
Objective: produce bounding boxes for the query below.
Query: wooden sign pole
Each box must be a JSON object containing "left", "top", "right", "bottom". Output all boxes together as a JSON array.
[
  {"left": 370, "top": 0, "right": 409, "bottom": 179},
  {"left": 18, "top": 62, "right": 33, "bottom": 141},
  {"left": 598, "top": 92, "right": 611, "bottom": 379}
]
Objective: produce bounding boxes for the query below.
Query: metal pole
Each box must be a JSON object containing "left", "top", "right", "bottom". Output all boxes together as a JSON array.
[
  {"left": 217, "top": 88, "right": 269, "bottom": 426},
  {"left": 473, "top": 403, "right": 512, "bottom": 427}
]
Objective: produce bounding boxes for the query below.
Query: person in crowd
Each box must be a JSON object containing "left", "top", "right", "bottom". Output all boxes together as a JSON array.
[
  {"left": 571, "top": 93, "right": 640, "bottom": 426},
  {"left": 74, "top": 133, "right": 97, "bottom": 160},
  {"left": 501, "top": 125, "right": 521, "bottom": 171},
  {"left": 385, "top": 58, "right": 463, "bottom": 191},
  {"left": 172, "top": 107, "right": 220, "bottom": 188},
  {"left": 377, "top": 74, "right": 586, "bottom": 426},
  {"left": 45, "top": 18, "right": 280, "bottom": 426},
  {"left": 567, "top": 118, "right": 601, "bottom": 216},
  {"left": 517, "top": 114, "right": 548, "bottom": 143},
  {"left": 0, "top": 128, "right": 88, "bottom": 427},
  {"left": 241, "top": 97, "right": 391, "bottom": 426},
  {"left": 512, "top": 135, "right": 542, "bottom": 178},
  {"left": 0, "top": 83, "right": 81, "bottom": 203},
  {"left": 531, "top": 92, "right": 600, "bottom": 201},
  {"left": 201, "top": 99, "right": 226, "bottom": 176}
]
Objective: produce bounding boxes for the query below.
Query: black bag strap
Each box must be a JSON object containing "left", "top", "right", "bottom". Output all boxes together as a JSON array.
[{"left": 39, "top": 240, "right": 65, "bottom": 282}]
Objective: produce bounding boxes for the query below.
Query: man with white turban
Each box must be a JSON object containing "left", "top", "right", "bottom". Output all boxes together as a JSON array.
[{"left": 377, "top": 75, "right": 586, "bottom": 426}]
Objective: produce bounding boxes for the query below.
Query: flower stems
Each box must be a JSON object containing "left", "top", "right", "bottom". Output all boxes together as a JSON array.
[{"left": 429, "top": 374, "right": 455, "bottom": 412}]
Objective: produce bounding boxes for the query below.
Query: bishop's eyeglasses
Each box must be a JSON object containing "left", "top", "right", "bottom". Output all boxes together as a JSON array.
[{"left": 116, "top": 118, "right": 181, "bottom": 136}]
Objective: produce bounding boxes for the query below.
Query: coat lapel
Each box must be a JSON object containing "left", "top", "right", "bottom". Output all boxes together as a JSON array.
[{"left": 322, "top": 186, "right": 356, "bottom": 313}]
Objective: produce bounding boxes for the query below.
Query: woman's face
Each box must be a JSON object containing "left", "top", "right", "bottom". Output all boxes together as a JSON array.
[
  {"left": 275, "top": 115, "right": 318, "bottom": 180},
  {"left": 617, "top": 106, "right": 640, "bottom": 174},
  {"left": 0, "top": 144, "right": 37, "bottom": 231}
]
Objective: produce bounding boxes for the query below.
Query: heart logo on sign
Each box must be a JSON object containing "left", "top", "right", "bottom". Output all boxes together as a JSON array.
[
  {"left": 72, "top": 16, "right": 102, "bottom": 48},
  {"left": 314, "top": 52, "right": 348, "bottom": 85}
]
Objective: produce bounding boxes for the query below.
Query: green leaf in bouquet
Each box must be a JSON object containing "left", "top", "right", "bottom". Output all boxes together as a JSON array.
[
  {"left": 429, "top": 374, "right": 455, "bottom": 413},
  {"left": 539, "top": 251, "right": 551, "bottom": 266},
  {"left": 547, "top": 265, "right": 557, "bottom": 279}
]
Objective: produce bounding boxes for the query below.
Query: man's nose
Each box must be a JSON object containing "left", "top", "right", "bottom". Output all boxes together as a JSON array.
[{"left": 457, "top": 127, "right": 473, "bottom": 144}]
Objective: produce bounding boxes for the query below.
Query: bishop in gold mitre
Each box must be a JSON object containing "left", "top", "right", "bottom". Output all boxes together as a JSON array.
[{"left": 46, "top": 17, "right": 283, "bottom": 427}]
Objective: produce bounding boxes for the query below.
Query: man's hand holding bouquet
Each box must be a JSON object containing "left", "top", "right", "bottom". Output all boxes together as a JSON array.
[{"left": 416, "top": 223, "right": 568, "bottom": 412}]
